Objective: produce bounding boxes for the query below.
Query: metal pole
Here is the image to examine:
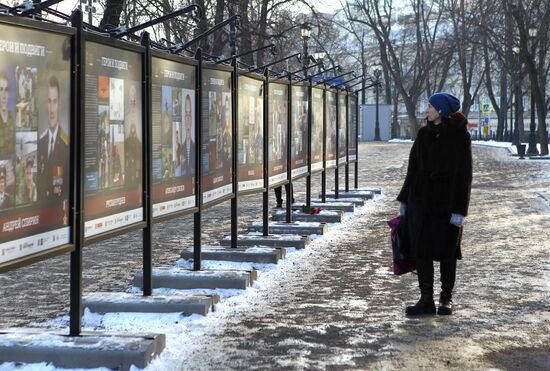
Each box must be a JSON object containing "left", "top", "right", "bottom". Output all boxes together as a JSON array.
[
  {"left": 230, "top": 59, "right": 238, "bottom": 247},
  {"left": 345, "top": 93, "right": 349, "bottom": 192},
  {"left": 354, "top": 94, "right": 359, "bottom": 190},
  {"left": 141, "top": 32, "right": 153, "bottom": 296},
  {"left": 69, "top": 9, "right": 84, "bottom": 337},
  {"left": 334, "top": 91, "right": 340, "bottom": 199},
  {"left": 262, "top": 69, "right": 270, "bottom": 236},
  {"left": 229, "top": 0, "right": 238, "bottom": 246},
  {"left": 374, "top": 79, "right": 381, "bottom": 141},
  {"left": 286, "top": 74, "right": 293, "bottom": 223},
  {"left": 193, "top": 48, "right": 203, "bottom": 271},
  {"left": 306, "top": 79, "right": 312, "bottom": 208},
  {"left": 321, "top": 86, "right": 327, "bottom": 203}
]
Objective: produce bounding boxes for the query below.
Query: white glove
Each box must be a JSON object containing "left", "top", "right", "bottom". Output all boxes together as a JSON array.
[
  {"left": 450, "top": 213, "right": 465, "bottom": 227},
  {"left": 399, "top": 202, "right": 406, "bottom": 217}
]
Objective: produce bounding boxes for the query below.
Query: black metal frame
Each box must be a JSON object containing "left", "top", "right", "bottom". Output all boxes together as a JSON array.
[
  {"left": 325, "top": 87, "right": 338, "bottom": 172},
  {"left": 262, "top": 69, "right": 270, "bottom": 236},
  {"left": 141, "top": 33, "right": 153, "bottom": 296},
  {"left": 321, "top": 83, "right": 328, "bottom": 203},
  {"left": 230, "top": 59, "right": 238, "bottom": 248},
  {"left": 193, "top": 48, "right": 203, "bottom": 271},
  {"left": 235, "top": 72, "right": 267, "bottom": 197},
  {"left": 305, "top": 78, "right": 313, "bottom": 207},
  {"left": 70, "top": 13, "right": 149, "bottom": 334},
  {"left": 265, "top": 77, "right": 290, "bottom": 191},
  {"left": 334, "top": 90, "right": 349, "bottom": 198},
  {"left": 0, "top": 16, "right": 76, "bottom": 273},
  {"left": 289, "top": 80, "right": 310, "bottom": 182},
  {"left": 309, "top": 85, "right": 325, "bottom": 177},
  {"left": 334, "top": 89, "right": 340, "bottom": 199},
  {"left": 285, "top": 73, "right": 293, "bottom": 222},
  {"left": 345, "top": 92, "right": 358, "bottom": 192},
  {"left": 199, "top": 63, "right": 235, "bottom": 209},
  {"left": 354, "top": 93, "right": 359, "bottom": 189}
]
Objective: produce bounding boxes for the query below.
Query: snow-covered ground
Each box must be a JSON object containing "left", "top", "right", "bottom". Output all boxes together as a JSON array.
[
  {"left": 1, "top": 200, "right": 385, "bottom": 371},
  {"left": 390, "top": 138, "right": 550, "bottom": 158}
]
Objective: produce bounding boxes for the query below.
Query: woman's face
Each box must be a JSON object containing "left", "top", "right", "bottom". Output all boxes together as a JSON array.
[{"left": 426, "top": 103, "right": 441, "bottom": 122}]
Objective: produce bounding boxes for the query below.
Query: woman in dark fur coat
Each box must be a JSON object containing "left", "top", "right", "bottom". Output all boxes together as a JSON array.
[{"left": 397, "top": 92, "right": 472, "bottom": 316}]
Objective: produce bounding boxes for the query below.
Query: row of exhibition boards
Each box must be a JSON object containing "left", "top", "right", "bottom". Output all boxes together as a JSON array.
[{"left": 0, "top": 14, "right": 358, "bottom": 273}]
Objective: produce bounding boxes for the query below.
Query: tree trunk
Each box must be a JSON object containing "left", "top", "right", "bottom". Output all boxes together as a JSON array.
[
  {"left": 536, "top": 99, "right": 549, "bottom": 155},
  {"left": 211, "top": 0, "right": 226, "bottom": 57},
  {"left": 255, "top": 0, "right": 270, "bottom": 68},
  {"left": 99, "top": 0, "right": 125, "bottom": 29},
  {"left": 237, "top": 0, "right": 253, "bottom": 65}
]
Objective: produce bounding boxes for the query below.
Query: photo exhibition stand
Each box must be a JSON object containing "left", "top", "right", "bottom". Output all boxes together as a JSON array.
[{"left": 0, "top": 4, "right": 370, "bottom": 369}]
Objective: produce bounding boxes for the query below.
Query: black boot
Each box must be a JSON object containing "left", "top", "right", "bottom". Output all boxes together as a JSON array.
[
  {"left": 438, "top": 259, "right": 456, "bottom": 315},
  {"left": 406, "top": 258, "right": 436, "bottom": 316},
  {"left": 406, "top": 294, "right": 436, "bottom": 316},
  {"left": 438, "top": 293, "right": 453, "bottom": 315}
]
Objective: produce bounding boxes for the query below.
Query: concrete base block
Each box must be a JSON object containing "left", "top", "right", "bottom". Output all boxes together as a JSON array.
[
  {"left": 180, "top": 245, "right": 284, "bottom": 264},
  {"left": 83, "top": 292, "right": 218, "bottom": 316},
  {"left": 291, "top": 202, "right": 355, "bottom": 213},
  {"left": 320, "top": 190, "right": 374, "bottom": 200},
  {"left": 311, "top": 197, "right": 366, "bottom": 207},
  {"left": 0, "top": 328, "right": 164, "bottom": 371},
  {"left": 133, "top": 268, "right": 257, "bottom": 290},
  {"left": 271, "top": 210, "right": 343, "bottom": 223},
  {"left": 332, "top": 186, "right": 382, "bottom": 194},
  {"left": 219, "top": 234, "right": 310, "bottom": 249},
  {"left": 248, "top": 221, "right": 328, "bottom": 236}
]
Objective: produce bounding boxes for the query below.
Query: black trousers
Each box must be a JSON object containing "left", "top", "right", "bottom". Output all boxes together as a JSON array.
[
  {"left": 274, "top": 183, "right": 294, "bottom": 204},
  {"left": 416, "top": 258, "right": 457, "bottom": 298}
]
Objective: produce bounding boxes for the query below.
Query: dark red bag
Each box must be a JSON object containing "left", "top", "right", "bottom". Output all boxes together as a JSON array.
[{"left": 387, "top": 215, "right": 415, "bottom": 275}]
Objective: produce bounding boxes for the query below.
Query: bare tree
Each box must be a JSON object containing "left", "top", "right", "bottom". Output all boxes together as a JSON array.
[
  {"left": 509, "top": 0, "right": 550, "bottom": 155},
  {"left": 344, "top": 0, "right": 448, "bottom": 137}
]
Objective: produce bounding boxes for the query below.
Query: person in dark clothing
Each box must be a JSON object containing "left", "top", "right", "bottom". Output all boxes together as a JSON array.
[
  {"left": 274, "top": 183, "right": 294, "bottom": 208},
  {"left": 397, "top": 92, "right": 472, "bottom": 316}
]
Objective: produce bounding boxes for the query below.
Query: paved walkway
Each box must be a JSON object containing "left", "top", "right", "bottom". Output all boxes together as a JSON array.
[
  {"left": 1, "top": 143, "right": 549, "bottom": 370},
  {"left": 172, "top": 143, "right": 550, "bottom": 370}
]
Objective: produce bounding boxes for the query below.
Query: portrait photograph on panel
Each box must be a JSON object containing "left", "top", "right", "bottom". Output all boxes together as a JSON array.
[
  {"left": 201, "top": 69, "right": 233, "bottom": 204},
  {"left": 0, "top": 22, "right": 72, "bottom": 267},
  {"left": 150, "top": 57, "right": 196, "bottom": 217},
  {"left": 267, "top": 83, "right": 288, "bottom": 186},
  {"left": 311, "top": 88, "right": 324, "bottom": 172},
  {"left": 237, "top": 76, "right": 264, "bottom": 192},
  {"left": 83, "top": 42, "right": 143, "bottom": 237}
]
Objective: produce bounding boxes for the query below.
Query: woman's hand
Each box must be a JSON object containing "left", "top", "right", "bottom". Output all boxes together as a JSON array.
[
  {"left": 450, "top": 213, "right": 465, "bottom": 227},
  {"left": 399, "top": 202, "right": 406, "bottom": 217}
]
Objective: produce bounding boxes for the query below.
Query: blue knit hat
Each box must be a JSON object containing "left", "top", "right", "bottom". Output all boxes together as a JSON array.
[{"left": 429, "top": 92, "right": 461, "bottom": 118}]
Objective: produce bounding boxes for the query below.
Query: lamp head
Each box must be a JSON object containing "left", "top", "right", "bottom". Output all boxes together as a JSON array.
[
  {"left": 313, "top": 51, "right": 326, "bottom": 60},
  {"left": 301, "top": 22, "right": 312, "bottom": 41}
]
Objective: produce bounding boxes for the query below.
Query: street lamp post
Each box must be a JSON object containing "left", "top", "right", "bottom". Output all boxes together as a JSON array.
[
  {"left": 300, "top": 23, "right": 311, "bottom": 78},
  {"left": 527, "top": 26, "right": 539, "bottom": 155},
  {"left": 373, "top": 68, "right": 382, "bottom": 141}
]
